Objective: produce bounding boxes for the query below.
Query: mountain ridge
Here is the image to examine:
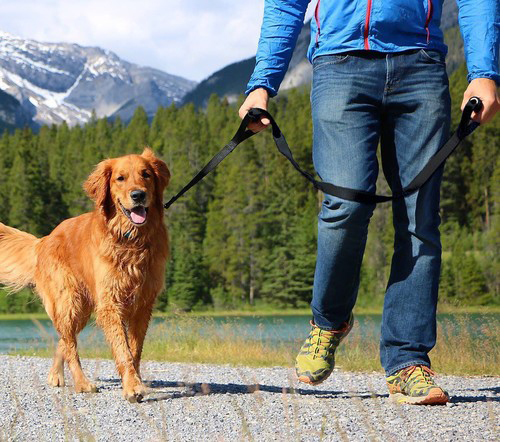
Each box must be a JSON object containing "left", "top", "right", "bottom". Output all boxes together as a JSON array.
[{"left": 0, "top": 31, "right": 196, "bottom": 128}]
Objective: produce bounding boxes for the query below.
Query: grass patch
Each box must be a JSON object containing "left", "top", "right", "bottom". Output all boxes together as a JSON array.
[
  {"left": 430, "top": 314, "right": 500, "bottom": 376},
  {"left": 0, "top": 313, "right": 50, "bottom": 321},
  {"left": 0, "top": 303, "right": 499, "bottom": 321},
  {"left": 13, "top": 314, "right": 499, "bottom": 376}
]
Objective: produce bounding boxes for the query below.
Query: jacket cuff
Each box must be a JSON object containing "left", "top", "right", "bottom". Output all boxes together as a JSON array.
[
  {"left": 467, "top": 71, "right": 500, "bottom": 87},
  {"left": 245, "top": 81, "right": 277, "bottom": 98}
]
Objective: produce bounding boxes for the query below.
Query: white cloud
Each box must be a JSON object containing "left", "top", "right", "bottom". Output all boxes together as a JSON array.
[{"left": 0, "top": 0, "right": 317, "bottom": 82}]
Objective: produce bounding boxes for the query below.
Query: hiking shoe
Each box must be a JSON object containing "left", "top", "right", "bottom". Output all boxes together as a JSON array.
[
  {"left": 386, "top": 365, "right": 449, "bottom": 405},
  {"left": 295, "top": 313, "right": 354, "bottom": 385}
]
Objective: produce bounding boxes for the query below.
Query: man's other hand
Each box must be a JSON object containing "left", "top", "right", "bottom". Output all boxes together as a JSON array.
[{"left": 461, "top": 78, "right": 500, "bottom": 124}]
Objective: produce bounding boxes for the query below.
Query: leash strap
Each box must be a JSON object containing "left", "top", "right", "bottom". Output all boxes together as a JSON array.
[
  {"left": 165, "top": 97, "right": 482, "bottom": 208},
  {"left": 164, "top": 114, "right": 256, "bottom": 209}
]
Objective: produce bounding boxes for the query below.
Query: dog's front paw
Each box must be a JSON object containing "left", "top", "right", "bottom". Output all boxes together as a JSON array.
[{"left": 123, "top": 383, "right": 148, "bottom": 403}]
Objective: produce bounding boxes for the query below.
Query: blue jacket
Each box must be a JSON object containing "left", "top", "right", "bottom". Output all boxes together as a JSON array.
[{"left": 246, "top": 0, "right": 500, "bottom": 96}]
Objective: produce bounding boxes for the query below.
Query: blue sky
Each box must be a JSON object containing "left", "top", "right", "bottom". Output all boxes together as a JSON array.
[{"left": 0, "top": 0, "right": 316, "bottom": 82}]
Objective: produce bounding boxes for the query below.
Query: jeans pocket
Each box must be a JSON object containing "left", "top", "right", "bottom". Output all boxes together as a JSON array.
[
  {"left": 312, "top": 53, "right": 351, "bottom": 71},
  {"left": 418, "top": 49, "right": 446, "bottom": 66}
]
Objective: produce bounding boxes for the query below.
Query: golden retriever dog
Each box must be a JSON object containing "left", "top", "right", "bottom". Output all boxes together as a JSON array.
[{"left": 0, "top": 148, "right": 170, "bottom": 402}]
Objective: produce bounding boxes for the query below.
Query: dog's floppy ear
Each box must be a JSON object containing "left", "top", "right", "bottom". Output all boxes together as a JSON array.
[
  {"left": 142, "top": 148, "right": 170, "bottom": 193},
  {"left": 83, "top": 159, "right": 114, "bottom": 217}
]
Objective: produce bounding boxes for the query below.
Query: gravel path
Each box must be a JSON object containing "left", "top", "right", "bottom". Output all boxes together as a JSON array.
[{"left": 0, "top": 355, "right": 499, "bottom": 441}]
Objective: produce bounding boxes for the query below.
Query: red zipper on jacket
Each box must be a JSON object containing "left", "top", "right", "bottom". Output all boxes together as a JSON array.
[
  {"left": 424, "top": 0, "right": 433, "bottom": 43},
  {"left": 314, "top": 0, "right": 321, "bottom": 46},
  {"left": 364, "top": 0, "right": 372, "bottom": 50}
]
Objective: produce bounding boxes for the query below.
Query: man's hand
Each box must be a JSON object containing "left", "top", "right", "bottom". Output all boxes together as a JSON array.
[
  {"left": 238, "top": 88, "right": 271, "bottom": 132},
  {"left": 461, "top": 78, "right": 500, "bottom": 125}
]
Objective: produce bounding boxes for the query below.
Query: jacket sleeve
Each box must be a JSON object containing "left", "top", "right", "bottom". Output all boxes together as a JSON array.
[
  {"left": 245, "top": 0, "right": 310, "bottom": 97},
  {"left": 456, "top": 0, "right": 500, "bottom": 85}
]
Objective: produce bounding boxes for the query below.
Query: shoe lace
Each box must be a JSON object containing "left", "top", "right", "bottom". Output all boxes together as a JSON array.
[
  {"left": 400, "top": 365, "right": 436, "bottom": 386},
  {"left": 307, "top": 322, "right": 342, "bottom": 360}
]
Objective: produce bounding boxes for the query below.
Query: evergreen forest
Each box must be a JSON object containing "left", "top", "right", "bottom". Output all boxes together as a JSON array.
[{"left": 0, "top": 64, "right": 499, "bottom": 313}]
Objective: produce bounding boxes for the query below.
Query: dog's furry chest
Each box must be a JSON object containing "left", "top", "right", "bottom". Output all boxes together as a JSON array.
[{"left": 101, "top": 243, "right": 157, "bottom": 307}]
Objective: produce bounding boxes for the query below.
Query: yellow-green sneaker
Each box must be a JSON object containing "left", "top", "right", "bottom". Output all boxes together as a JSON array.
[
  {"left": 386, "top": 365, "right": 449, "bottom": 405},
  {"left": 295, "top": 313, "right": 354, "bottom": 385}
]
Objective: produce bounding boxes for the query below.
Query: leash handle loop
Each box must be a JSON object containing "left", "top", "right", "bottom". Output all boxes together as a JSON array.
[
  {"left": 458, "top": 96, "right": 482, "bottom": 138},
  {"left": 246, "top": 108, "right": 282, "bottom": 137}
]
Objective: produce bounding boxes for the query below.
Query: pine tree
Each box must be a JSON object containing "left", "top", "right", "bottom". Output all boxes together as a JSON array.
[
  {"left": 0, "top": 132, "right": 12, "bottom": 223},
  {"left": 8, "top": 130, "right": 37, "bottom": 233},
  {"left": 126, "top": 106, "right": 150, "bottom": 151},
  {"left": 162, "top": 104, "right": 212, "bottom": 309}
]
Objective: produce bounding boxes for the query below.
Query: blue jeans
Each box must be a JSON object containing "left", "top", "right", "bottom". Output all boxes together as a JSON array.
[{"left": 309, "top": 49, "right": 451, "bottom": 376}]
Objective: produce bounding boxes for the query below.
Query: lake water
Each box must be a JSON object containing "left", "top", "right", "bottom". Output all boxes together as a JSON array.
[{"left": 0, "top": 313, "right": 499, "bottom": 354}]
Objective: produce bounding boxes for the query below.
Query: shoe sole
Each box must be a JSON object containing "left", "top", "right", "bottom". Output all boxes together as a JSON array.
[
  {"left": 297, "top": 374, "right": 327, "bottom": 386},
  {"left": 389, "top": 389, "right": 450, "bottom": 405},
  {"left": 296, "top": 366, "right": 334, "bottom": 386}
]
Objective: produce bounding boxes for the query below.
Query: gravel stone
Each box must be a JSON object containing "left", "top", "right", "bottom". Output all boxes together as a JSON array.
[{"left": 0, "top": 355, "right": 500, "bottom": 441}]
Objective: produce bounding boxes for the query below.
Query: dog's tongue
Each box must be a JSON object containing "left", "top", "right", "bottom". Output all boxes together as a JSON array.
[{"left": 130, "top": 207, "right": 147, "bottom": 224}]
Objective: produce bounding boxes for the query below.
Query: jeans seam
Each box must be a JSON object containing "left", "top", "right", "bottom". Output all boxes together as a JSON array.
[{"left": 385, "top": 54, "right": 390, "bottom": 92}]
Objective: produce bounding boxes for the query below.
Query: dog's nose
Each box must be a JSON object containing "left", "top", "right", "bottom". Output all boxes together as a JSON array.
[{"left": 130, "top": 190, "right": 146, "bottom": 203}]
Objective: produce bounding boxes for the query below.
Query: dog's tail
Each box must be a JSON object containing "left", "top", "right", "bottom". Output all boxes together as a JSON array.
[{"left": 0, "top": 222, "right": 40, "bottom": 292}]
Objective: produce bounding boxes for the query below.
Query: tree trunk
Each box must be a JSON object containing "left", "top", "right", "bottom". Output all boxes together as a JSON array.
[
  {"left": 484, "top": 187, "right": 490, "bottom": 230},
  {"left": 249, "top": 253, "right": 255, "bottom": 305}
]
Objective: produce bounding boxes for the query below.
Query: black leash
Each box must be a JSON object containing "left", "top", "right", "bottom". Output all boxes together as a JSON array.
[{"left": 164, "top": 97, "right": 482, "bottom": 209}]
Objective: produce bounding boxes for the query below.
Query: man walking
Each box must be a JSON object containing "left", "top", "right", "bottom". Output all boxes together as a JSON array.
[{"left": 239, "top": 0, "right": 499, "bottom": 404}]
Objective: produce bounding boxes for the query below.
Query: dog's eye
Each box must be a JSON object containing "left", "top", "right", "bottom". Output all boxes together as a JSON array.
[
  {"left": 142, "top": 171, "right": 151, "bottom": 179},
  {"left": 116, "top": 176, "right": 125, "bottom": 181}
]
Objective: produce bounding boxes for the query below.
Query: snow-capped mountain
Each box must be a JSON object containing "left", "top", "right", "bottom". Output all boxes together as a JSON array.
[{"left": 0, "top": 31, "right": 196, "bottom": 127}]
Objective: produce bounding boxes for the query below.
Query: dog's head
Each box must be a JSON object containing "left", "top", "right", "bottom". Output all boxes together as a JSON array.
[{"left": 83, "top": 148, "right": 170, "bottom": 227}]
